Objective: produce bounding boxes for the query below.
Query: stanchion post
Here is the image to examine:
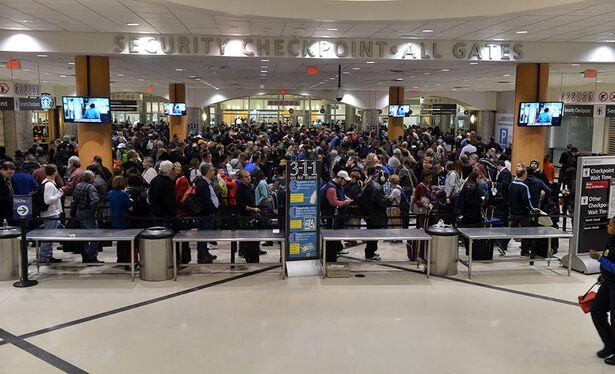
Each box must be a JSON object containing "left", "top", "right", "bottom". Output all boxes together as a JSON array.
[{"left": 13, "top": 219, "right": 38, "bottom": 288}]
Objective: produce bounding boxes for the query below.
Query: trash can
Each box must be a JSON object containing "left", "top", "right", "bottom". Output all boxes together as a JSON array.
[
  {"left": 0, "top": 226, "right": 21, "bottom": 281},
  {"left": 139, "top": 227, "right": 174, "bottom": 282},
  {"left": 426, "top": 225, "right": 459, "bottom": 276}
]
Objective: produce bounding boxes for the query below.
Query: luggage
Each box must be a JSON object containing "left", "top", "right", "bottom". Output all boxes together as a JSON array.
[
  {"left": 463, "top": 237, "right": 494, "bottom": 261},
  {"left": 534, "top": 238, "right": 558, "bottom": 258}
]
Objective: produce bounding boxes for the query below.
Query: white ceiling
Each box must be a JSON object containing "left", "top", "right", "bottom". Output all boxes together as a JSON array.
[
  {"left": 0, "top": 52, "right": 613, "bottom": 93},
  {"left": 0, "top": 0, "right": 615, "bottom": 42}
]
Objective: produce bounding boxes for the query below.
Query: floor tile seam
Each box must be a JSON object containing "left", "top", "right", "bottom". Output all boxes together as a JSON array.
[
  {"left": 339, "top": 255, "right": 578, "bottom": 307},
  {"left": 3, "top": 265, "right": 280, "bottom": 345}
]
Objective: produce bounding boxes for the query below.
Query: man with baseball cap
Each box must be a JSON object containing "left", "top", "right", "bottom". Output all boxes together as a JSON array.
[{"left": 321, "top": 170, "right": 353, "bottom": 262}]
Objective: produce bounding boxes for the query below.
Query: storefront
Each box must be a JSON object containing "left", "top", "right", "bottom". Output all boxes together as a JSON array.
[{"left": 381, "top": 96, "right": 475, "bottom": 132}]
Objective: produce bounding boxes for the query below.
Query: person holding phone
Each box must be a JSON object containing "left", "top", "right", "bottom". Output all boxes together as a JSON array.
[{"left": 589, "top": 217, "right": 615, "bottom": 365}]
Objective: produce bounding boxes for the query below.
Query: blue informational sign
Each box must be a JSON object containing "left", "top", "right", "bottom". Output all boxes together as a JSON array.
[
  {"left": 499, "top": 128, "right": 510, "bottom": 147},
  {"left": 286, "top": 160, "right": 320, "bottom": 261},
  {"left": 12, "top": 196, "right": 32, "bottom": 220}
]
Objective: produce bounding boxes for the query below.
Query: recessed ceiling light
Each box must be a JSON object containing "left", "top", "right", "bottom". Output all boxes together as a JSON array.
[
  {"left": 42, "top": 80, "right": 47, "bottom": 83},
  {"left": 342, "top": 71, "right": 350, "bottom": 74},
  {"left": 60, "top": 74, "right": 67, "bottom": 78},
  {"left": 126, "top": 22, "right": 140, "bottom": 26},
  {"left": 603, "top": 40, "right": 615, "bottom": 43},
  {"left": 260, "top": 66, "right": 268, "bottom": 68},
  {"left": 395, "top": 78, "right": 403, "bottom": 81},
  {"left": 261, "top": 59, "right": 270, "bottom": 62},
  {"left": 413, "top": 86, "right": 419, "bottom": 89},
  {"left": 21, "top": 20, "right": 30, "bottom": 23},
  {"left": 571, "top": 63, "right": 581, "bottom": 67},
  {"left": 516, "top": 30, "right": 528, "bottom": 34},
  {"left": 441, "top": 69, "right": 450, "bottom": 72},
  {"left": 189, "top": 75, "right": 196, "bottom": 78},
  {"left": 10, "top": 27, "right": 24, "bottom": 30},
  {"left": 326, "top": 28, "right": 338, "bottom": 31},
  {"left": 260, "top": 70, "right": 268, "bottom": 73},
  {"left": 469, "top": 62, "right": 478, "bottom": 65},
  {"left": 493, "top": 38, "right": 504, "bottom": 41},
  {"left": 452, "top": 88, "right": 457, "bottom": 91},
  {"left": 352, "top": 67, "right": 360, "bottom": 70},
  {"left": 175, "top": 68, "right": 183, "bottom": 71},
  {"left": 138, "top": 78, "right": 144, "bottom": 81},
  {"left": 424, "top": 72, "right": 431, "bottom": 75},
  {"left": 329, "top": 77, "right": 335, "bottom": 80},
  {"left": 503, "top": 74, "right": 511, "bottom": 77},
  {"left": 117, "top": 73, "right": 124, "bottom": 76},
  {"left": 366, "top": 61, "right": 375, "bottom": 64},
  {"left": 37, "top": 54, "right": 47, "bottom": 58},
  {"left": 68, "top": 62, "right": 74, "bottom": 65},
  {"left": 422, "top": 29, "right": 434, "bottom": 33},
  {"left": 23, "top": 68, "right": 30, "bottom": 71}
]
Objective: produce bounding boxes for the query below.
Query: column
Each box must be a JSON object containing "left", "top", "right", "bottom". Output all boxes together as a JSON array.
[
  {"left": 75, "top": 56, "right": 112, "bottom": 170},
  {"left": 388, "top": 86, "right": 404, "bottom": 141},
  {"left": 168, "top": 83, "right": 187, "bottom": 139},
  {"left": 324, "top": 104, "right": 332, "bottom": 126},
  {"left": 215, "top": 103, "right": 223, "bottom": 125},
  {"left": 511, "top": 63, "right": 549, "bottom": 167},
  {"left": 345, "top": 105, "right": 356, "bottom": 131},
  {"left": 1, "top": 110, "right": 34, "bottom": 157},
  {"left": 361, "top": 109, "right": 380, "bottom": 133}
]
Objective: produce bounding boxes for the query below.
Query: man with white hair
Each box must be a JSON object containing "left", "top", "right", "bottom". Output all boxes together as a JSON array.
[
  {"left": 142, "top": 157, "right": 157, "bottom": 184},
  {"left": 148, "top": 160, "right": 177, "bottom": 223},
  {"left": 64, "top": 155, "right": 84, "bottom": 195},
  {"left": 73, "top": 170, "right": 102, "bottom": 263}
]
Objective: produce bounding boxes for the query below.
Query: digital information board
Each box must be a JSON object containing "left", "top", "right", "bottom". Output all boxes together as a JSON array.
[{"left": 286, "top": 160, "right": 320, "bottom": 261}]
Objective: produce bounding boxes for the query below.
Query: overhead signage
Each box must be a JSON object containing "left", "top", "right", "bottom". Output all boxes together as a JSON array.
[
  {"left": 113, "top": 34, "right": 523, "bottom": 61},
  {"left": 0, "top": 97, "right": 14, "bottom": 110},
  {"left": 12, "top": 196, "right": 32, "bottom": 220},
  {"left": 495, "top": 112, "right": 514, "bottom": 146},
  {"left": 111, "top": 99, "right": 139, "bottom": 112},
  {"left": 267, "top": 100, "right": 301, "bottom": 106},
  {"left": 286, "top": 160, "right": 320, "bottom": 261},
  {"left": 606, "top": 105, "right": 615, "bottom": 117},
  {"left": 17, "top": 97, "right": 42, "bottom": 111},
  {"left": 560, "top": 90, "right": 594, "bottom": 103},
  {"left": 0, "top": 82, "right": 10, "bottom": 95},
  {"left": 111, "top": 92, "right": 142, "bottom": 100},
  {"left": 563, "top": 104, "right": 593, "bottom": 117},
  {"left": 13, "top": 82, "right": 40, "bottom": 96},
  {"left": 40, "top": 94, "right": 54, "bottom": 110}
]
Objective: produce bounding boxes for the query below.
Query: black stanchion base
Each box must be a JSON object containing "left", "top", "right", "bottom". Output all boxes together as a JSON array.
[{"left": 13, "top": 280, "right": 38, "bottom": 288}]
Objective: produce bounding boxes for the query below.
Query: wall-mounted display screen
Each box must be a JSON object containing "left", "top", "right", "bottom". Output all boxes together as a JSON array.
[
  {"left": 388, "top": 104, "right": 411, "bottom": 118},
  {"left": 518, "top": 102, "right": 563, "bottom": 127},
  {"left": 163, "top": 102, "right": 187, "bottom": 116},
  {"left": 62, "top": 97, "right": 111, "bottom": 123}
]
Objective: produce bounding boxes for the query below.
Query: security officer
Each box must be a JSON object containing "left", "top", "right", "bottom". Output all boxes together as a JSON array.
[{"left": 589, "top": 217, "right": 615, "bottom": 366}]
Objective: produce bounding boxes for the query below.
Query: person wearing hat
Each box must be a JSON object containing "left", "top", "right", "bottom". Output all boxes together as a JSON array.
[{"left": 320, "top": 170, "right": 353, "bottom": 262}]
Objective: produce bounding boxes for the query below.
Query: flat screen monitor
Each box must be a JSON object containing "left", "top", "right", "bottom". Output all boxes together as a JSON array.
[
  {"left": 518, "top": 102, "right": 563, "bottom": 127},
  {"left": 62, "top": 97, "right": 111, "bottom": 123},
  {"left": 388, "top": 105, "right": 411, "bottom": 118},
  {"left": 164, "top": 102, "right": 187, "bottom": 116}
]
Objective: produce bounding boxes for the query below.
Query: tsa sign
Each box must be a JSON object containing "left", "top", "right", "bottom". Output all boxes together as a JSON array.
[
  {"left": 289, "top": 206, "right": 318, "bottom": 232},
  {"left": 13, "top": 196, "right": 32, "bottom": 220},
  {"left": 288, "top": 232, "right": 319, "bottom": 259}
]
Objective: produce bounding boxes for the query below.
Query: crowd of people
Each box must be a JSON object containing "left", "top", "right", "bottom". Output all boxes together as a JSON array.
[{"left": 0, "top": 122, "right": 580, "bottom": 266}]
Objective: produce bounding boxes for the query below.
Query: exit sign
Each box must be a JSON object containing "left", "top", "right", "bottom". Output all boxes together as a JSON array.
[
  {"left": 5, "top": 59, "right": 20, "bottom": 69},
  {"left": 584, "top": 69, "right": 597, "bottom": 78}
]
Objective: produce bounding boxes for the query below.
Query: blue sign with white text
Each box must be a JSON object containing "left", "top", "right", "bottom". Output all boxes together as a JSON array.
[{"left": 12, "top": 196, "right": 32, "bottom": 220}]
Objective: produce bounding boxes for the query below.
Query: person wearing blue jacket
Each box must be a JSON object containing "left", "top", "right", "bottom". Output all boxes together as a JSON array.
[{"left": 589, "top": 217, "right": 615, "bottom": 366}]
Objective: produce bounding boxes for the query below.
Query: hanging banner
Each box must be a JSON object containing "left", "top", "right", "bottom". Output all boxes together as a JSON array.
[{"left": 286, "top": 160, "right": 320, "bottom": 261}]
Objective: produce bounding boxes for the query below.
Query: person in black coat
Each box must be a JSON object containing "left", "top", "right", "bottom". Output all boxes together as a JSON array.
[
  {"left": 0, "top": 161, "right": 15, "bottom": 221},
  {"left": 148, "top": 160, "right": 177, "bottom": 225},
  {"left": 361, "top": 166, "right": 389, "bottom": 260},
  {"left": 194, "top": 163, "right": 220, "bottom": 263},
  {"left": 459, "top": 171, "right": 484, "bottom": 226},
  {"left": 236, "top": 169, "right": 261, "bottom": 263}
]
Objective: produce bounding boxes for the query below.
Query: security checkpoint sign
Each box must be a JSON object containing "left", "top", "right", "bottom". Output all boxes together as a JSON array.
[
  {"left": 286, "top": 160, "right": 320, "bottom": 261},
  {"left": 12, "top": 196, "right": 32, "bottom": 220}
]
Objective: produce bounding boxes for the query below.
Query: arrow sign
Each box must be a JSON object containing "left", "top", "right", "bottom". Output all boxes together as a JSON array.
[{"left": 12, "top": 196, "right": 32, "bottom": 220}]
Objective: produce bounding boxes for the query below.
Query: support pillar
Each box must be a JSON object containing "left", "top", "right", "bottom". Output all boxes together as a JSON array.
[
  {"left": 388, "top": 86, "right": 404, "bottom": 141},
  {"left": 169, "top": 83, "right": 187, "bottom": 139},
  {"left": 511, "top": 64, "right": 549, "bottom": 167},
  {"left": 75, "top": 56, "right": 112, "bottom": 170}
]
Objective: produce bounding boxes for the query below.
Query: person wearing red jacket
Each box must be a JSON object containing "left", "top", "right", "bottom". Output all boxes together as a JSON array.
[{"left": 175, "top": 164, "right": 192, "bottom": 263}]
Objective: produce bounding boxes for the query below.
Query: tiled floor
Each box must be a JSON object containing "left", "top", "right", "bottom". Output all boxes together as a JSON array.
[{"left": 0, "top": 237, "right": 609, "bottom": 373}]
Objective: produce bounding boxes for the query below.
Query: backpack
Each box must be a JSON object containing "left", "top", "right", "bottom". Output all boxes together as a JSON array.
[
  {"left": 397, "top": 185, "right": 412, "bottom": 210},
  {"left": 32, "top": 180, "right": 55, "bottom": 216},
  {"left": 448, "top": 171, "right": 463, "bottom": 198},
  {"left": 180, "top": 184, "right": 203, "bottom": 216}
]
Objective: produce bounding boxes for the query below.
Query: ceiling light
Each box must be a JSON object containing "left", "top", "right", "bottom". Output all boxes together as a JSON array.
[
  {"left": 395, "top": 78, "right": 403, "bottom": 81},
  {"left": 597, "top": 80, "right": 603, "bottom": 83},
  {"left": 441, "top": 69, "right": 450, "bottom": 72},
  {"left": 422, "top": 29, "right": 434, "bottom": 33},
  {"left": 571, "top": 63, "right": 581, "bottom": 67},
  {"left": 503, "top": 74, "right": 511, "bottom": 77},
  {"left": 516, "top": 30, "right": 528, "bottom": 34},
  {"left": 60, "top": 74, "right": 67, "bottom": 78},
  {"left": 452, "top": 88, "right": 457, "bottom": 91},
  {"left": 469, "top": 62, "right": 478, "bottom": 65},
  {"left": 435, "top": 83, "right": 441, "bottom": 86},
  {"left": 175, "top": 68, "right": 183, "bottom": 71},
  {"left": 189, "top": 75, "right": 196, "bottom": 78},
  {"left": 424, "top": 72, "right": 431, "bottom": 75},
  {"left": 603, "top": 40, "right": 615, "bottom": 43},
  {"left": 352, "top": 67, "right": 360, "bottom": 70},
  {"left": 260, "top": 66, "right": 268, "bottom": 68},
  {"left": 42, "top": 80, "right": 47, "bottom": 83},
  {"left": 366, "top": 61, "right": 375, "bottom": 64},
  {"left": 37, "top": 54, "right": 47, "bottom": 58},
  {"left": 326, "top": 28, "right": 338, "bottom": 31},
  {"left": 342, "top": 71, "right": 350, "bottom": 74},
  {"left": 126, "top": 22, "right": 140, "bottom": 26},
  {"left": 260, "top": 70, "right": 268, "bottom": 73},
  {"left": 23, "top": 68, "right": 30, "bottom": 72},
  {"left": 493, "top": 38, "right": 504, "bottom": 41},
  {"left": 21, "top": 20, "right": 30, "bottom": 23},
  {"left": 413, "top": 86, "right": 419, "bottom": 89},
  {"left": 261, "top": 59, "right": 270, "bottom": 62},
  {"left": 138, "top": 78, "right": 144, "bottom": 81},
  {"left": 68, "top": 62, "right": 75, "bottom": 65},
  {"left": 329, "top": 77, "right": 335, "bottom": 80},
  {"left": 10, "top": 27, "right": 24, "bottom": 30},
  {"left": 117, "top": 73, "right": 124, "bottom": 76}
]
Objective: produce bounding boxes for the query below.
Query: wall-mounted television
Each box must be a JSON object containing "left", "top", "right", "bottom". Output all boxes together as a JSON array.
[
  {"left": 62, "top": 96, "right": 111, "bottom": 123},
  {"left": 388, "top": 104, "right": 411, "bottom": 118},
  {"left": 518, "top": 102, "right": 563, "bottom": 127},
  {"left": 163, "top": 102, "right": 187, "bottom": 116}
]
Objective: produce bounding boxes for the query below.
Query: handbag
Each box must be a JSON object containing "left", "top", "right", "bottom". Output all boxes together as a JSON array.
[
  {"left": 578, "top": 283, "right": 598, "bottom": 314},
  {"left": 411, "top": 196, "right": 430, "bottom": 215}
]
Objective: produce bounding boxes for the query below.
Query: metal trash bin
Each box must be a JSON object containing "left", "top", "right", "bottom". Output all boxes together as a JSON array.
[
  {"left": 0, "top": 226, "right": 21, "bottom": 281},
  {"left": 426, "top": 225, "right": 459, "bottom": 276},
  {"left": 139, "top": 227, "right": 174, "bottom": 282}
]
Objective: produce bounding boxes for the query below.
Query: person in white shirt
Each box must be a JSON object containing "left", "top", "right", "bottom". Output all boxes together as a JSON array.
[
  {"left": 460, "top": 141, "right": 477, "bottom": 158},
  {"left": 39, "top": 164, "right": 65, "bottom": 264},
  {"left": 142, "top": 157, "right": 157, "bottom": 185}
]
